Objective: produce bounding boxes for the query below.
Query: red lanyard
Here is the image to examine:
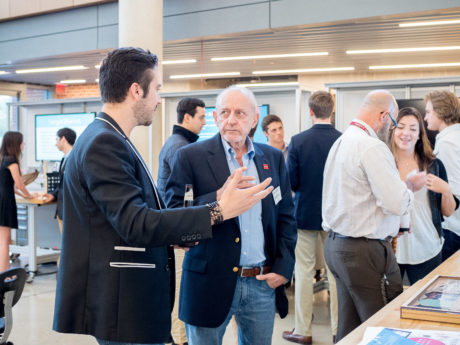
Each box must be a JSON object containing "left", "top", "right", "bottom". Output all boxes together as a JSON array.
[{"left": 350, "top": 121, "right": 370, "bottom": 136}]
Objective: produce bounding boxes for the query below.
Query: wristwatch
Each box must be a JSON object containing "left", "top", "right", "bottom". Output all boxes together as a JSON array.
[{"left": 207, "top": 201, "right": 224, "bottom": 225}]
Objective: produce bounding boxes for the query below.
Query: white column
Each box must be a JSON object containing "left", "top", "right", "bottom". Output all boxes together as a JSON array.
[{"left": 118, "top": 0, "right": 163, "bottom": 177}]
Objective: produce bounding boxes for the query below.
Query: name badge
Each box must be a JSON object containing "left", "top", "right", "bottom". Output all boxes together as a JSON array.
[{"left": 272, "top": 186, "right": 282, "bottom": 205}]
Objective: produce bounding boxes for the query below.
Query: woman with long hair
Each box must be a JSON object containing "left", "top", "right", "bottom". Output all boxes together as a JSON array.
[
  {"left": 0, "top": 131, "right": 35, "bottom": 271},
  {"left": 389, "top": 107, "right": 458, "bottom": 285}
]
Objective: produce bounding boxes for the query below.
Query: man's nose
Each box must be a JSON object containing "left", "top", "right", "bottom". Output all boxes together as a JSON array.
[{"left": 227, "top": 112, "right": 238, "bottom": 123}]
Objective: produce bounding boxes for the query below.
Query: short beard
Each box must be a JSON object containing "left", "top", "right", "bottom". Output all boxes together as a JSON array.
[
  {"left": 133, "top": 101, "right": 154, "bottom": 127},
  {"left": 376, "top": 120, "right": 391, "bottom": 144}
]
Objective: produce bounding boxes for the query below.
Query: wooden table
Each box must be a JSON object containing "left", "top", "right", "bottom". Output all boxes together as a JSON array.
[
  {"left": 11, "top": 196, "right": 59, "bottom": 281},
  {"left": 337, "top": 250, "right": 460, "bottom": 345}
]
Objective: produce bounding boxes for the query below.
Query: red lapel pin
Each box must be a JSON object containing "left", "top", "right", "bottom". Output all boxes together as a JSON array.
[{"left": 263, "top": 163, "right": 269, "bottom": 170}]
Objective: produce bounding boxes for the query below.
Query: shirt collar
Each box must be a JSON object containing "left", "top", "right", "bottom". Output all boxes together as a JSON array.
[
  {"left": 436, "top": 123, "right": 460, "bottom": 141},
  {"left": 221, "top": 136, "right": 255, "bottom": 161},
  {"left": 172, "top": 124, "right": 199, "bottom": 143},
  {"left": 351, "top": 118, "right": 378, "bottom": 138}
]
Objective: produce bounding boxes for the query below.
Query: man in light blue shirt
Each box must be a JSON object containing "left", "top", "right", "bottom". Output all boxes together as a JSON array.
[{"left": 165, "top": 86, "right": 297, "bottom": 345}]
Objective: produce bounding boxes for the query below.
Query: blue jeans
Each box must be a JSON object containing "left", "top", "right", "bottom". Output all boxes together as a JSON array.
[
  {"left": 442, "top": 229, "right": 460, "bottom": 262},
  {"left": 96, "top": 339, "right": 164, "bottom": 345},
  {"left": 185, "top": 276, "right": 276, "bottom": 345},
  {"left": 399, "top": 251, "right": 442, "bottom": 285}
]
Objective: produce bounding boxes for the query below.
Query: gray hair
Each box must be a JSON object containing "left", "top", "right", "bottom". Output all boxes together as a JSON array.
[{"left": 216, "top": 85, "right": 258, "bottom": 113}]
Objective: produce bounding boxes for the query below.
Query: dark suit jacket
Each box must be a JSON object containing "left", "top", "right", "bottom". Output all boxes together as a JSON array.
[
  {"left": 157, "top": 125, "right": 199, "bottom": 199},
  {"left": 287, "top": 124, "right": 341, "bottom": 230},
  {"left": 53, "top": 112, "right": 213, "bottom": 344},
  {"left": 164, "top": 133, "right": 297, "bottom": 327},
  {"left": 51, "top": 156, "right": 66, "bottom": 219}
]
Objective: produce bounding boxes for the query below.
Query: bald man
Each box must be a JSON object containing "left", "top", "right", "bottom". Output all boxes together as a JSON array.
[{"left": 322, "top": 90, "right": 426, "bottom": 341}]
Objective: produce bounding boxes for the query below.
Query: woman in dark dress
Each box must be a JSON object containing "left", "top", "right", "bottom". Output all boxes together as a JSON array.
[{"left": 0, "top": 131, "right": 35, "bottom": 271}]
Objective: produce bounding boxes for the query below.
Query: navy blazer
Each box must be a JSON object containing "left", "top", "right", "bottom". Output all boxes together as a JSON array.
[
  {"left": 53, "top": 113, "right": 213, "bottom": 344},
  {"left": 287, "top": 124, "right": 341, "bottom": 230},
  {"left": 164, "top": 133, "right": 297, "bottom": 327}
]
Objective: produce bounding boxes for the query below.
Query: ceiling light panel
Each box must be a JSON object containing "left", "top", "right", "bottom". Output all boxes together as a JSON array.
[
  {"left": 170, "top": 72, "right": 240, "bottom": 79},
  {"left": 59, "top": 79, "right": 86, "bottom": 84},
  {"left": 163, "top": 59, "right": 197, "bottom": 65},
  {"left": 369, "top": 62, "right": 460, "bottom": 70},
  {"left": 16, "top": 65, "right": 88, "bottom": 74},
  {"left": 236, "top": 82, "right": 299, "bottom": 87},
  {"left": 347, "top": 46, "right": 460, "bottom": 54},
  {"left": 211, "top": 52, "right": 328, "bottom": 61},
  {"left": 399, "top": 19, "right": 460, "bottom": 27},
  {"left": 253, "top": 67, "right": 354, "bottom": 75}
]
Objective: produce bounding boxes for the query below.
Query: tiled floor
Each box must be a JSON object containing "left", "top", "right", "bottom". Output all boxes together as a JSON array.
[{"left": 9, "top": 271, "right": 335, "bottom": 345}]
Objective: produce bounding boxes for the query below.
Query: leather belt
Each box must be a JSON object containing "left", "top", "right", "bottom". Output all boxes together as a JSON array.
[
  {"left": 330, "top": 230, "right": 392, "bottom": 242},
  {"left": 237, "top": 266, "right": 272, "bottom": 277}
]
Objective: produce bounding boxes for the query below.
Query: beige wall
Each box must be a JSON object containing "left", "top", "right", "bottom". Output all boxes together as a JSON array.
[{"left": 0, "top": 0, "right": 112, "bottom": 21}]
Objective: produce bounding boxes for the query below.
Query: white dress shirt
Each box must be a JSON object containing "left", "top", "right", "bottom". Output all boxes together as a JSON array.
[
  {"left": 434, "top": 123, "right": 460, "bottom": 236},
  {"left": 322, "top": 119, "right": 413, "bottom": 240}
]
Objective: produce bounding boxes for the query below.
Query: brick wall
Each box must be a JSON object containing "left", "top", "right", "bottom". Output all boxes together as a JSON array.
[{"left": 56, "top": 83, "right": 100, "bottom": 99}]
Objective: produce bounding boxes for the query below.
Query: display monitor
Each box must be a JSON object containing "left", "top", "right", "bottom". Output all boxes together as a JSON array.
[
  {"left": 35, "top": 112, "right": 95, "bottom": 161},
  {"left": 199, "top": 104, "right": 270, "bottom": 143}
]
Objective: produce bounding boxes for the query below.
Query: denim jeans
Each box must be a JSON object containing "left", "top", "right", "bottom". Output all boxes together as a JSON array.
[
  {"left": 399, "top": 251, "right": 442, "bottom": 285},
  {"left": 96, "top": 338, "right": 164, "bottom": 345},
  {"left": 442, "top": 229, "right": 460, "bottom": 262},
  {"left": 185, "top": 276, "right": 276, "bottom": 345}
]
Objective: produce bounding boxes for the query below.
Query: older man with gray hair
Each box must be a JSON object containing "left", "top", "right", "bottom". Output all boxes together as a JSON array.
[
  {"left": 322, "top": 90, "right": 426, "bottom": 341},
  {"left": 165, "top": 86, "right": 297, "bottom": 345}
]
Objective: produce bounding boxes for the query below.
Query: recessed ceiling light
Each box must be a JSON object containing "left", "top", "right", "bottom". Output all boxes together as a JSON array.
[
  {"left": 16, "top": 65, "right": 88, "bottom": 74},
  {"left": 347, "top": 46, "right": 460, "bottom": 54},
  {"left": 211, "top": 52, "right": 328, "bottom": 62},
  {"left": 0, "top": 71, "right": 9, "bottom": 75},
  {"left": 252, "top": 67, "right": 354, "bottom": 75},
  {"left": 59, "top": 79, "right": 86, "bottom": 84},
  {"left": 163, "top": 59, "right": 197, "bottom": 65},
  {"left": 170, "top": 72, "right": 240, "bottom": 79},
  {"left": 369, "top": 62, "right": 460, "bottom": 70},
  {"left": 95, "top": 64, "right": 101, "bottom": 69},
  {"left": 95, "top": 78, "right": 99, "bottom": 82},
  {"left": 236, "top": 82, "right": 299, "bottom": 87},
  {"left": 399, "top": 19, "right": 460, "bottom": 27}
]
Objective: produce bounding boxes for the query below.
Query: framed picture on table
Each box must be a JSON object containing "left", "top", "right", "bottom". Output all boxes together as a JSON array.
[{"left": 401, "top": 275, "right": 460, "bottom": 324}]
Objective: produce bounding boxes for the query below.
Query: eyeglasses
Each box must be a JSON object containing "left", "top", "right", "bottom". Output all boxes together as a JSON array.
[{"left": 386, "top": 112, "right": 398, "bottom": 127}]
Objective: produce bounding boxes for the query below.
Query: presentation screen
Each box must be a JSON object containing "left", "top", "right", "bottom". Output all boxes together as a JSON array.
[
  {"left": 199, "top": 104, "right": 270, "bottom": 143},
  {"left": 35, "top": 112, "right": 95, "bottom": 161}
]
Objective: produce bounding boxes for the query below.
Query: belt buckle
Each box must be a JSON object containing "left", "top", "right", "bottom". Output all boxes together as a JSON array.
[{"left": 240, "top": 266, "right": 251, "bottom": 277}]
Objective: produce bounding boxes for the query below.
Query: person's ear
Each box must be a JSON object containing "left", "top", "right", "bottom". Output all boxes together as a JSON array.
[{"left": 129, "top": 83, "right": 143, "bottom": 100}]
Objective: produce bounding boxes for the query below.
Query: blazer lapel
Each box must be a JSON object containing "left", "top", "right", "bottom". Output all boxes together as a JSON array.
[{"left": 207, "top": 134, "right": 231, "bottom": 188}]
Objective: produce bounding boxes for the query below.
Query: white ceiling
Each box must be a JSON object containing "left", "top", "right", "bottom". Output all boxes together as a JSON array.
[{"left": 1, "top": 9, "right": 460, "bottom": 86}]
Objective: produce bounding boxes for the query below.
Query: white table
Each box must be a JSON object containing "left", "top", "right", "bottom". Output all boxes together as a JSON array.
[{"left": 11, "top": 197, "right": 60, "bottom": 281}]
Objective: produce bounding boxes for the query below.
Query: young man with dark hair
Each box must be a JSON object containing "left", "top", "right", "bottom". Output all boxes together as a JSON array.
[
  {"left": 157, "top": 97, "right": 206, "bottom": 198},
  {"left": 43, "top": 127, "right": 77, "bottom": 232},
  {"left": 157, "top": 97, "right": 205, "bottom": 345},
  {"left": 261, "top": 114, "right": 288, "bottom": 161},
  {"left": 52, "top": 47, "right": 273, "bottom": 345}
]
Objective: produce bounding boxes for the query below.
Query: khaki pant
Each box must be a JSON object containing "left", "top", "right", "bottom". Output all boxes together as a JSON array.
[
  {"left": 171, "top": 249, "right": 187, "bottom": 344},
  {"left": 294, "top": 230, "right": 338, "bottom": 337}
]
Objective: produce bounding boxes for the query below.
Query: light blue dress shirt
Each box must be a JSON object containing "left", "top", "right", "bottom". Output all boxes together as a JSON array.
[{"left": 221, "top": 137, "right": 266, "bottom": 266}]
